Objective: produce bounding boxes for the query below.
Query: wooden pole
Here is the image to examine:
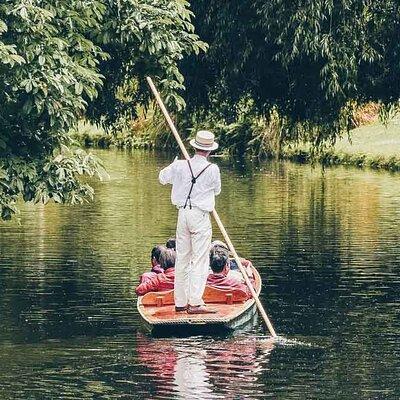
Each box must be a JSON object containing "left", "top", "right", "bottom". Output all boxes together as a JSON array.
[
  {"left": 146, "top": 77, "right": 190, "bottom": 160},
  {"left": 146, "top": 76, "right": 277, "bottom": 337}
]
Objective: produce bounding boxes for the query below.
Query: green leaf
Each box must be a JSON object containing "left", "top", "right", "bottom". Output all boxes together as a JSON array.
[
  {"left": 0, "top": 20, "right": 7, "bottom": 33},
  {"left": 19, "top": 7, "right": 28, "bottom": 19},
  {"left": 52, "top": 193, "right": 62, "bottom": 203},
  {"left": 25, "top": 80, "right": 32, "bottom": 93},
  {"left": 9, "top": 54, "right": 25, "bottom": 64},
  {"left": 75, "top": 81, "right": 83, "bottom": 95}
]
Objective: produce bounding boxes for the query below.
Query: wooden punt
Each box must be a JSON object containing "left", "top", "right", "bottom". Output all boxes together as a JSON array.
[{"left": 137, "top": 265, "right": 262, "bottom": 335}]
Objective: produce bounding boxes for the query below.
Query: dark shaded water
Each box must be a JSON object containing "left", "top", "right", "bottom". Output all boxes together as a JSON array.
[{"left": 1, "top": 149, "right": 399, "bottom": 399}]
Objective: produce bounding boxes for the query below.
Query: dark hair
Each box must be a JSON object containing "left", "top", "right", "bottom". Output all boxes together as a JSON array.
[
  {"left": 159, "top": 248, "right": 176, "bottom": 270},
  {"left": 210, "top": 248, "right": 228, "bottom": 273},
  {"left": 151, "top": 245, "right": 166, "bottom": 263},
  {"left": 166, "top": 237, "right": 176, "bottom": 250}
]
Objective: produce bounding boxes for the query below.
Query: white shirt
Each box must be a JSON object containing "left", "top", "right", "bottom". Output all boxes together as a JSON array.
[{"left": 159, "top": 154, "right": 221, "bottom": 212}]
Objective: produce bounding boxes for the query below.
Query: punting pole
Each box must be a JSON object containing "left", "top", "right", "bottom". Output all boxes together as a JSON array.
[{"left": 146, "top": 76, "right": 277, "bottom": 337}]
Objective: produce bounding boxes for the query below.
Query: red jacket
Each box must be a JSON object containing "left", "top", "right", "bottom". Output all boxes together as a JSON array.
[
  {"left": 139, "top": 264, "right": 164, "bottom": 283},
  {"left": 206, "top": 272, "right": 254, "bottom": 299},
  {"left": 136, "top": 268, "right": 175, "bottom": 296}
]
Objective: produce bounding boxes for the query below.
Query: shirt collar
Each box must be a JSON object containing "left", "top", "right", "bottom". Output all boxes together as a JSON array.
[{"left": 193, "top": 154, "right": 207, "bottom": 160}]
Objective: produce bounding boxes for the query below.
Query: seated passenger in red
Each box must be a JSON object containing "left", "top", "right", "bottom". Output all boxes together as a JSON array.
[
  {"left": 210, "top": 240, "right": 254, "bottom": 283},
  {"left": 140, "top": 245, "right": 167, "bottom": 283},
  {"left": 150, "top": 245, "right": 167, "bottom": 273},
  {"left": 206, "top": 248, "right": 255, "bottom": 299},
  {"left": 136, "top": 248, "right": 176, "bottom": 296}
]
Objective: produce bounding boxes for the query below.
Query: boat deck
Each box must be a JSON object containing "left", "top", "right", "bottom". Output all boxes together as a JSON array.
[{"left": 140, "top": 301, "right": 254, "bottom": 325}]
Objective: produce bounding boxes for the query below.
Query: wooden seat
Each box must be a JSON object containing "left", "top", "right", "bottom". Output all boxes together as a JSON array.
[
  {"left": 203, "top": 286, "right": 248, "bottom": 304},
  {"left": 141, "top": 290, "right": 175, "bottom": 307},
  {"left": 141, "top": 286, "right": 249, "bottom": 307}
]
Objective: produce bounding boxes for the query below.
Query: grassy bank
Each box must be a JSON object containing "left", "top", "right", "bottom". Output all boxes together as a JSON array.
[
  {"left": 71, "top": 106, "right": 173, "bottom": 150},
  {"left": 282, "top": 119, "right": 400, "bottom": 172},
  {"left": 74, "top": 115, "right": 400, "bottom": 172}
]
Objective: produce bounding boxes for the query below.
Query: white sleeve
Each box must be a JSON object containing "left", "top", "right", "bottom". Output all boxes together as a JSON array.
[
  {"left": 159, "top": 162, "right": 176, "bottom": 185},
  {"left": 213, "top": 165, "right": 221, "bottom": 195}
]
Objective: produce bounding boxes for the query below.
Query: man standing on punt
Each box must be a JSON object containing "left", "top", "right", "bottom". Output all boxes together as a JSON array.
[{"left": 159, "top": 130, "right": 221, "bottom": 314}]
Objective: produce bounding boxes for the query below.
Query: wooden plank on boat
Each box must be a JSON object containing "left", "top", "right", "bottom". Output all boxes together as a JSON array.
[{"left": 137, "top": 265, "right": 262, "bottom": 334}]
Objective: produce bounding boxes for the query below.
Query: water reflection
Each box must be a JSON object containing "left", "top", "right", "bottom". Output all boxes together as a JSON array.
[{"left": 136, "top": 333, "right": 275, "bottom": 399}]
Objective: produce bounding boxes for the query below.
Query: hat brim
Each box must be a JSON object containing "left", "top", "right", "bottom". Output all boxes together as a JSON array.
[{"left": 190, "top": 139, "right": 219, "bottom": 151}]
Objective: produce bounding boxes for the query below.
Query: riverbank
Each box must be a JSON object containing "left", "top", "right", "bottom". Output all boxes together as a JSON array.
[
  {"left": 74, "top": 118, "right": 400, "bottom": 172},
  {"left": 282, "top": 119, "right": 400, "bottom": 172}
]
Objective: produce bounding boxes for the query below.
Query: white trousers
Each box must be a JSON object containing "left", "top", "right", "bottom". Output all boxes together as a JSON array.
[{"left": 174, "top": 207, "right": 212, "bottom": 307}]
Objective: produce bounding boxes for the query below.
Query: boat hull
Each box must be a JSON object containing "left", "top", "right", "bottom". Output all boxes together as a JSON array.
[
  {"left": 140, "top": 301, "right": 258, "bottom": 336},
  {"left": 137, "top": 266, "right": 262, "bottom": 336}
]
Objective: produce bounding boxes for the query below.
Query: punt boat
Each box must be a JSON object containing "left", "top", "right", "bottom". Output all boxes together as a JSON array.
[{"left": 137, "top": 265, "right": 261, "bottom": 335}]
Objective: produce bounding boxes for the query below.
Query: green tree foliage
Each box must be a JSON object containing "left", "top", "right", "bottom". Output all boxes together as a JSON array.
[
  {"left": 87, "top": 0, "right": 207, "bottom": 125},
  {"left": 0, "top": 0, "right": 204, "bottom": 220},
  {"left": 182, "top": 0, "right": 400, "bottom": 145}
]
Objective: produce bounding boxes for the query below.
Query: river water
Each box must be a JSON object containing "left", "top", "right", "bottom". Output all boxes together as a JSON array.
[{"left": 0, "top": 149, "right": 399, "bottom": 399}]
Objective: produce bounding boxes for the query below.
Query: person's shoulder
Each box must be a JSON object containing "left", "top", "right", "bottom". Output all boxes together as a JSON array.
[
  {"left": 208, "top": 162, "right": 220, "bottom": 173},
  {"left": 169, "top": 159, "right": 187, "bottom": 171},
  {"left": 178, "top": 159, "right": 192, "bottom": 167}
]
